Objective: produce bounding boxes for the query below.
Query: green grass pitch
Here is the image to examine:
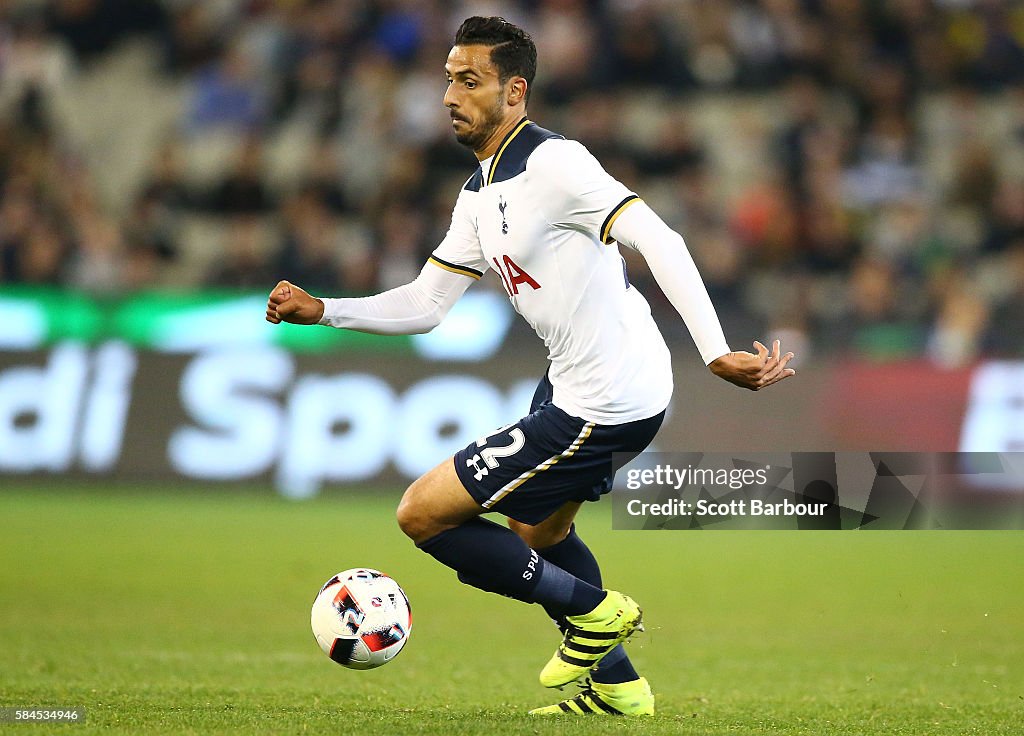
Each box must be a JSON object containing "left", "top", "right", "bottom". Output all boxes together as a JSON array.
[{"left": 1, "top": 485, "right": 1022, "bottom": 735}]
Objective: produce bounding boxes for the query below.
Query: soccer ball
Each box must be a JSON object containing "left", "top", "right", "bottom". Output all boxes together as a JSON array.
[{"left": 310, "top": 568, "right": 412, "bottom": 670}]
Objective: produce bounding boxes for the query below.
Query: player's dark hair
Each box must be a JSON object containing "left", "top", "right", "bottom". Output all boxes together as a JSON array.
[{"left": 454, "top": 16, "right": 537, "bottom": 99}]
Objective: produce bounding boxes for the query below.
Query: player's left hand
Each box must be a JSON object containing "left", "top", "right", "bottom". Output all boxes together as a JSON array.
[{"left": 708, "top": 339, "right": 796, "bottom": 391}]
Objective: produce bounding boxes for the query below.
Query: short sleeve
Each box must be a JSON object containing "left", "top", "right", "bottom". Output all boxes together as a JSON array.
[
  {"left": 428, "top": 189, "right": 486, "bottom": 280},
  {"left": 528, "top": 139, "right": 641, "bottom": 244}
]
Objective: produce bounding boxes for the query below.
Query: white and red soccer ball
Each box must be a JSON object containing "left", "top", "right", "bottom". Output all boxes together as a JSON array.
[{"left": 311, "top": 568, "right": 412, "bottom": 670}]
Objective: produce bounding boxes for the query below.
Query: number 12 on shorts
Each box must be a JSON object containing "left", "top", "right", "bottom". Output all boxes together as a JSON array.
[{"left": 467, "top": 425, "right": 526, "bottom": 480}]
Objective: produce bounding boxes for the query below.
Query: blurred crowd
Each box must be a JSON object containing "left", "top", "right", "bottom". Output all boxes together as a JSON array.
[{"left": 1, "top": 0, "right": 1023, "bottom": 364}]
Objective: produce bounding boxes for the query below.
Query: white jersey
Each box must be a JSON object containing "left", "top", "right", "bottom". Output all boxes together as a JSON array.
[{"left": 430, "top": 119, "right": 673, "bottom": 425}]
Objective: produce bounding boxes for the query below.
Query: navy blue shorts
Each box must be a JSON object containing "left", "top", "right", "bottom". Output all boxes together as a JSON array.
[{"left": 453, "top": 374, "right": 665, "bottom": 525}]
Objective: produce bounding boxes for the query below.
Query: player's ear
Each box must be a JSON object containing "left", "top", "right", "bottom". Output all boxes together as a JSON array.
[{"left": 507, "top": 77, "right": 527, "bottom": 106}]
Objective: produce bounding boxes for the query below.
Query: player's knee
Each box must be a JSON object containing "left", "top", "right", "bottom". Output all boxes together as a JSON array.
[
  {"left": 395, "top": 491, "right": 423, "bottom": 541},
  {"left": 396, "top": 481, "right": 439, "bottom": 543}
]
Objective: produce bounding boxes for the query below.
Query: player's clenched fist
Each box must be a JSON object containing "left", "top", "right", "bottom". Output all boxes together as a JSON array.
[{"left": 265, "top": 280, "right": 325, "bottom": 325}]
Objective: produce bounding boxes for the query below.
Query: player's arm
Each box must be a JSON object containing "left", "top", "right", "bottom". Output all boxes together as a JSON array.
[
  {"left": 611, "top": 202, "right": 795, "bottom": 391},
  {"left": 265, "top": 261, "right": 475, "bottom": 335},
  {"left": 268, "top": 186, "right": 485, "bottom": 334}
]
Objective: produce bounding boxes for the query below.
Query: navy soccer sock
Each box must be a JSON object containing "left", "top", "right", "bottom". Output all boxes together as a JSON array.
[
  {"left": 416, "top": 516, "right": 604, "bottom": 616},
  {"left": 536, "top": 524, "right": 640, "bottom": 685}
]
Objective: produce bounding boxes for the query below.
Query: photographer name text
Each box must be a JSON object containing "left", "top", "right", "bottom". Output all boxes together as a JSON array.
[{"left": 626, "top": 498, "right": 829, "bottom": 517}]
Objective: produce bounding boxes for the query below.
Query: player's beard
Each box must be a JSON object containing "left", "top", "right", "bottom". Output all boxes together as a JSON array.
[{"left": 453, "top": 93, "right": 506, "bottom": 152}]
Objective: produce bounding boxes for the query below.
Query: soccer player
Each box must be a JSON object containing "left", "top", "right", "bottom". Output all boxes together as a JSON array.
[{"left": 266, "top": 16, "right": 795, "bottom": 716}]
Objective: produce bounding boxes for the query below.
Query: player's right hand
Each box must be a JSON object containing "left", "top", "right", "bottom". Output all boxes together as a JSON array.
[{"left": 265, "top": 280, "right": 325, "bottom": 325}]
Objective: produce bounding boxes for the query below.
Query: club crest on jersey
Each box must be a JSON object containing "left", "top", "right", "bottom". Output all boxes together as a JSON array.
[{"left": 498, "top": 196, "right": 509, "bottom": 235}]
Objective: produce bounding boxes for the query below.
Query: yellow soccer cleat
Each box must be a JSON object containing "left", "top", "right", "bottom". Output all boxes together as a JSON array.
[
  {"left": 529, "top": 677, "right": 655, "bottom": 716},
  {"left": 538, "top": 590, "right": 643, "bottom": 688}
]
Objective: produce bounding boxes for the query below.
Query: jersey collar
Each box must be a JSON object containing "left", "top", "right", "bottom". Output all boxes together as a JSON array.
[
  {"left": 487, "top": 117, "right": 532, "bottom": 186},
  {"left": 464, "top": 118, "right": 564, "bottom": 192}
]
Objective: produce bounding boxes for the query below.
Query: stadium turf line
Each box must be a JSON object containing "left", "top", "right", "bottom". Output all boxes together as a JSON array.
[{"left": 1, "top": 486, "right": 1022, "bottom": 735}]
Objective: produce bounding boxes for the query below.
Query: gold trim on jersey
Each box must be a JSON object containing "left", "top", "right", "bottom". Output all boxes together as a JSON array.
[
  {"left": 481, "top": 421, "right": 595, "bottom": 509},
  {"left": 600, "top": 195, "right": 642, "bottom": 244},
  {"left": 428, "top": 256, "right": 482, "bottom": 280},
  {"left": 487, "top": 118, "right": 532, "bottom": 186}
]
